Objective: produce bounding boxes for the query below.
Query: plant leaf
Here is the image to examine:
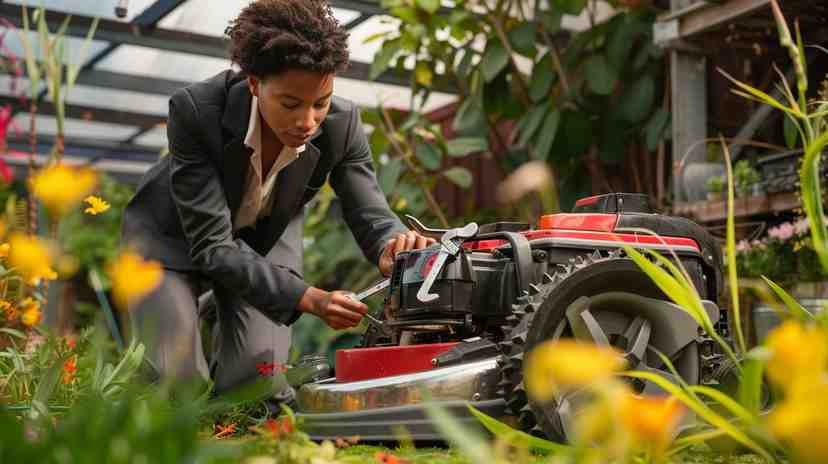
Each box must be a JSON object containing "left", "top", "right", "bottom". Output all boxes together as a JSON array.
[
  {"left": 415, "top": 0, "right": 440, "bottom": 14},
  {"left": 738, "top": 354, "right": 767, "bottom": 417},
  {"left": 507, "top": 22, "right": 536, "bottom": 57},
  {"left": 446, "top": 137, "right": 488, "bottom": 157},
  {"left": 443, "top": 166, "right": 472, "bottom": 188},
  {"left": 68, "top": 17, "right": 99, "bottom": 88},
  {"left": 378, "top": 157, "right": 404, "bottom": 194},
  {"left": 415, "top": 142, "right": 442, "bottom": 170},
  {"left": 553, "top": 0, "right": 588, "bottom": 15},
  {"left": 616, "top": 75, "right": 655, "bottom": 123},
  {"left": 468, "top": 405, "right": 569, "bottom": 452},
  {"left": 424, "top": 401, "right": 492, "bottom": 463},
  {"left": 370, "top": 39, "right": 401, "bottom": 80},
  {"left": 517, "top": 104, "right": 548, "bottom": 147},
  {"left": 783, "top": 113, "right": 800, "bottom": 149},
  {"left": 481, "top": 40, "right": 509, "bottom": 83},
  {"left": 644, "top": 107, "right": 670, "bottom": 152},
  {"left": 529, "top": 54, "right": 555, "bottom": 102},
  {"left": 761, "top": 275, "right": 813, "bottom": 320},
  {"left": 584, "top": 54, "right": 617, "bottom": 95},
  {"left": 532, "top": 109, "right": 561, "bottom": 160}
]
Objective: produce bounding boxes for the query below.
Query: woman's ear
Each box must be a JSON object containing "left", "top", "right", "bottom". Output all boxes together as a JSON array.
[{"left": 247, "top": 76, "right": 260, "bottom": 98}]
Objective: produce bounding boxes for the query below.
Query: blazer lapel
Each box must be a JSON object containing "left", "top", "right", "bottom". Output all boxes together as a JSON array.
[
  {"left": 221, "top": 77, "right": 254, "bottom": 219},
  {"left": 261, "top": 140, "right": 321, "bottom": 251}
]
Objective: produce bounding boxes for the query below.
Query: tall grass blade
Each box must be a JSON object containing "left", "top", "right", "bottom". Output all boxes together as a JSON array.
[
  {"left": 625, "top": 370, "right": 773, "bottom": 461},
  {"left": 424, "top": 401, "right": 493, "bottom": 464},
  {"left": 738, "top": 355, "right": 767, "bottom": 417},
  {"left": 720, "top": 137, "right": 747, "bottom": 354},
  {"left": 18, "top": 5, "right": 41, "bottom": 94},
  {"left": 761, "top": 276, "right": 813, "bottom": 320},
  {"left": 719, "top": 68, "right": 801, "bottom": 117},
  {"left": 801, "top": 130, "right": 828, "bottom": 271},
  {"left": 468, "top": 404, "right": 569, "bottom": 453}
]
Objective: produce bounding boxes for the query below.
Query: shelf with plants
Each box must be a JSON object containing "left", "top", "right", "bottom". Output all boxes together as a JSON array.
[{"left": 673, "top": 159, "right": 801, "bottom": 223}]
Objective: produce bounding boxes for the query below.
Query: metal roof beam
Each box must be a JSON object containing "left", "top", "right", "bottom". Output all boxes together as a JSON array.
[
  {"left": 0, "top": 95, "right": 165, "bottom": 129},
  {"left": 132, "top": 0, "right": 189, "bottom": 27},
  {"left": 0, "top": 4, "right": 456, "bottom": 93}
]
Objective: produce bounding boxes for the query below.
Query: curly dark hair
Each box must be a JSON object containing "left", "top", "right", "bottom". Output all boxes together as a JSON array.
[{"left": 225, "top": 0, "right": 350, "bottom": 79}]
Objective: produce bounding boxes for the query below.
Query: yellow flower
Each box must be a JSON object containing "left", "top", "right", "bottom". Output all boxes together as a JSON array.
[
  {"left": 765, "top": 321, "right": 828, "bottom": 393},
  {"left": 56, "top": 254, "right": 80, "bottom": 278},
  {"left": 525, "top": 339, "right": 626, "bottom": 401},
  {"left": 20, "top": 298, "right": 42, "bottom": 327},
  {"left": 29, "top": 164, "right": 98, "bottom": 217},
  {"left": 83, "top": 195, "right": 110, "bottom": 215},
  {"left": 8, "top": 234, "right": 57, "bottom": 286},
  {"left": 0, "top": 242, "right": 9, "bottom": 259},
  {"left": 106, "top": 252, "right": 163, "bottom": 310},
  {"left": 619, "top": 393, "right": 685, "bottom": 454},
  {"left": 768, "top": 380, "right": 828, "bottom": 463}
]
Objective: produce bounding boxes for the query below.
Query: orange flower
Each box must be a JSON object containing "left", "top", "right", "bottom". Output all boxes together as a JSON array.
[
  {"left": 619, "top": 394, "right": 685, "bottom": 453},
  {"left": 20, "top": 298, "right": 42, "bottom": 327},
  {"left": 213, "top": 422, "right": 237, "bottom": 439},
  {"left": 264, "top": 416, "right": 294, "bottom": 440},
  {"left": 375, "top": 451, "right": 409, "bottom": 464},
  {"left": 62, "top": 355, "right": 77, "bottom": 384},
  {"left": 0, "top": 242, "right": 9, "bottom": 259},
  {"left": 0, "top": 300, "right": 17, "bottom": 322}
]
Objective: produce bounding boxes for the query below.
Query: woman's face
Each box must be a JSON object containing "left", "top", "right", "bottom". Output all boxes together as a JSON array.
[{"left": 248, "top": 70, "right": 334, "bottom": 148}]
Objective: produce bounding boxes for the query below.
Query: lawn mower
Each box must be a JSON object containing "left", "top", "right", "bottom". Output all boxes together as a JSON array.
[{"left": 289, "top": 193, "right": 729, "bottom": 442}]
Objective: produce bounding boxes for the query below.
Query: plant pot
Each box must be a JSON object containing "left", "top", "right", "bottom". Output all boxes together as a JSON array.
[{"left": 683, "top": 162, "right": 726, "bottom": 202}]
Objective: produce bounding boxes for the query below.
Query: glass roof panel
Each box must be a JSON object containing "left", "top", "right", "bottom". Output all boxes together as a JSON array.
[
  {"left": 0, "top": 27, "right": 110, "bottom": 67},
  {"left": 156, "top": 1, "right": 361, "bottom": 37},
  {"left": 94, "top": 44, "right": 233, "bottom": 82},
  {"left": 347, "top": 15, "right": 399, "bottom": 63},
  {"left": 132, "top": 125, "right": 167, "bottom": 148},
  {"left": 334, "top": 77, "right": 455, "bottom": 112},
  {"left": 11, "top": 113, "right": 140, "bottom": 141},
  {"left": 0, "top": 74, "right": 168, "bottom": 116},
  {"left": 4, "top": 0, "right": 160, "bottom": 22}
]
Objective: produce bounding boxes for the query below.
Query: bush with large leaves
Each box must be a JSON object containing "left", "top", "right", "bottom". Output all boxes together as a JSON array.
[{"left": 368, "top": 0, "right": 671, "bottom": 212}]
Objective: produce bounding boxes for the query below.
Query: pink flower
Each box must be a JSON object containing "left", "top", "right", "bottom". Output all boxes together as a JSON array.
[
  {"left": 737, "top": 240, "right": 751, "bottom": 252},
  {"left": 793, "top": 217, "right": 810, "bottom": 235},
  {"left": 768, "top": 223, "right": 795, "bottom": 241}
]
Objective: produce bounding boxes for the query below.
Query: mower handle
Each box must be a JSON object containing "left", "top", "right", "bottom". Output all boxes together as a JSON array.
[{"left": 403, "top": 214, "right": 448, "bottom": 240}]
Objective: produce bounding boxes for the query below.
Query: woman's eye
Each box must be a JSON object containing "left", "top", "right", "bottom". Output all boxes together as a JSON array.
[
  {"left": 314, "top": 101, "right": 329, "bottom": 109},
  {"left": 282, "top": 103, "right": 300, "bottom": 110}
]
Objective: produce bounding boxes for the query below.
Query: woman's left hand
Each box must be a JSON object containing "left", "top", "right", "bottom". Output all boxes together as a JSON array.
[{"left": 378, "top": 231, "right": 436, "bottom": 277}]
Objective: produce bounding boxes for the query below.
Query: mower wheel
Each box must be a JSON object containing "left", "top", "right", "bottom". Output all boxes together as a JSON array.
[{"left": 498, "top": 252, "right": 705, "bottom": 441}]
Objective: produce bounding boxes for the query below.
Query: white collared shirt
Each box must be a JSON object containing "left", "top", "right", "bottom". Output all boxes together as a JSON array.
[{"left": 234, "top": 96, "right": 306, "bottom": 231}]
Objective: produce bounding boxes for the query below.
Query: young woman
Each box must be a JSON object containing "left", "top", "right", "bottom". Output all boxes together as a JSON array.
[{"left": 121, "top": 0, "right": 433, "bottom": 397}]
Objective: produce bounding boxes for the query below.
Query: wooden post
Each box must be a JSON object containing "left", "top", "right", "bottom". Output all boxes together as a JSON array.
[{"left": 669, "top": 0, "right": 707, "bottom": 203}]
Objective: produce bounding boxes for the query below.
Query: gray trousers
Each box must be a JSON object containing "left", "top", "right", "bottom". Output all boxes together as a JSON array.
[{"left": 129, "top": 268, "right": 294, "bottom": 396}]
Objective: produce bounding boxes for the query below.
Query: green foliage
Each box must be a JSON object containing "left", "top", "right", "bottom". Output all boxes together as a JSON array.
[
  {"left": 366, "top": 0, "right": 669, "bottom": 213},
  {"left": 59, "top": 175, "right": 134, "bottom": 275},
  {"left": 705, "top": 176, "right": 725, "bottom": 194},
  {"left": 732, "top": 160, "right": 761, "bottom": 197}
]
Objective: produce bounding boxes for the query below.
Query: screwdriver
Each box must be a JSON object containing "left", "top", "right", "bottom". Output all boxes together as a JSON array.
[{"left": 346, "top": 279, "right": 392, "bottom": 334}]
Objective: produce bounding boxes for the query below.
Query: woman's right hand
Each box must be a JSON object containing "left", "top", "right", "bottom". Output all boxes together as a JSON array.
[{"left": 298, "top": 287, "right": 368, "bottom": 330}]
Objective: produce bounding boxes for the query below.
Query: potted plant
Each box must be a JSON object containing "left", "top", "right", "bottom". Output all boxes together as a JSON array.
[
  {"left": 733, "top": 160, "right": 763, "bottom": 198},
  {"left": 706, "top": 175, "right": 725, "bottom": 201}
]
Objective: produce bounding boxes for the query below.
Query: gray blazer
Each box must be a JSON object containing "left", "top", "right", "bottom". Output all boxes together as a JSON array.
[{"left": 122, "top": 70, "right": 406, "bottom": 321}]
